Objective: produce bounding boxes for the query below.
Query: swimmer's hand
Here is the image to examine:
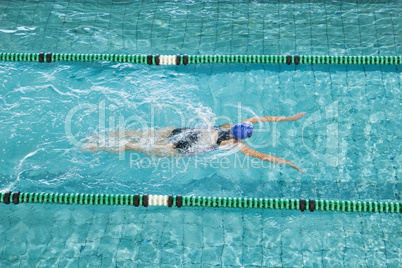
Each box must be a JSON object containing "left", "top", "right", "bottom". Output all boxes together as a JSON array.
[
  {"left": 287, "top": 112, "right": 306, "bottom": 121},
  {"left": 283, "top": 160, "right": 304, "bottom": 173}
]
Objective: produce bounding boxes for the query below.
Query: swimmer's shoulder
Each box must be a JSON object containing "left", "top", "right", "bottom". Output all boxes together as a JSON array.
[{"left": 219, "top": 123, "right": 234, "bottom": 129}]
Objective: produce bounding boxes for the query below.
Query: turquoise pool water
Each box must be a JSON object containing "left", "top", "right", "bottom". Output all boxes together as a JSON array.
[{"left": 0, "top": 0, "right": 401, "bottom": 266}]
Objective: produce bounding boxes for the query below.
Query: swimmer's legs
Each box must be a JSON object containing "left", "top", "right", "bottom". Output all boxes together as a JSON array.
[
  {"left": 155, "top": 127, "right": 176, "bottom": 137},
  {"left": 83, "top": 137, "right": 178, "bottom": 157},
  {"left": 83, "top": 127, "right": 177, "bottom": 155},
  {"left": 126, "top": 142, "right": 178, "bottom": 157},
  {"left": 154, "top": 127, "right": 176, "bottom": 138},
  {"left": 109, "top": 127, "right": 175, "bottom": 140},
  {"left": 134, "top": 127, "right": 176, "bottom": 145},
  {"left": 83, "top": 142, "right": 125, "bottom": 153},
  {"left": 109, "top": 130, "right": 141, "bottom": 138},
  {"left": 83, "top": 143, "right": 100, "bottom": 152}
]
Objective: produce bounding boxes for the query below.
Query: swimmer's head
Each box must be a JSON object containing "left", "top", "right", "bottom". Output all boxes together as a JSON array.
[{"left": 230, "top": 123, "right": 254, "bottom": 140}]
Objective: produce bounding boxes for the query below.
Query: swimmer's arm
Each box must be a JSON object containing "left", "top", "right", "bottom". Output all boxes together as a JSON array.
[
  {"left": 220, "top": 140, "right": 304, "bottom": 173},
  {"left": 241, "top": 112, "right": 306, "bottom": 124}
]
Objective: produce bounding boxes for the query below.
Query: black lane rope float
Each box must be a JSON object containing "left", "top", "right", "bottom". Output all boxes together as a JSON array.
[
  {"left": 1, "top": 191, "right": 401, "bottom": 213},
  {"left": 0, "top": 53, "right": 401, "bottom": 65}
]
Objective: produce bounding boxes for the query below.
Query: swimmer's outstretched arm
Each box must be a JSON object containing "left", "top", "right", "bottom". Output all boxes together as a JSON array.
[
  {"left": 242, "top": 112, "right": 306, "bottom": 124},
  {"left": 220, "top": 140, "right": 304, "bottom": 173}
]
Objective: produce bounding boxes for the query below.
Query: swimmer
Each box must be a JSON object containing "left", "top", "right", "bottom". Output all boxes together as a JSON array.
[{"left": 85, "top": 112, "right": 306, "bottom": 173}]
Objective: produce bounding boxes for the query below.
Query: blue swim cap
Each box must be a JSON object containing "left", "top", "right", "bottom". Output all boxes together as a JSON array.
[{"left": 230, "top": 123, "right": 254, "bottom": 140}]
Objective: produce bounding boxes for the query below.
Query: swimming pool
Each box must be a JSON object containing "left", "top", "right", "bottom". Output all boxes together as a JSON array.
[{"left": 0, "top": 0, "right": 401, "bottom": 266}]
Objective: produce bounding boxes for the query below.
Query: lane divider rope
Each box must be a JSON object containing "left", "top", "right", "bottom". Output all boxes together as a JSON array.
[
  {"left": 1, "top": 191, "right": 400, "bottom": 213},
  {"left": 0, "top": 53, "right": 400, "bottom": 65}
]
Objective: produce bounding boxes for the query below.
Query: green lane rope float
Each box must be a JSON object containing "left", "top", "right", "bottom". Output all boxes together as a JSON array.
[
  {"left": 1, "top": 191, "right": 401, "bottom": 214},
  {"left": 0, "top": 53, "right": 401, "bottom": 65}
]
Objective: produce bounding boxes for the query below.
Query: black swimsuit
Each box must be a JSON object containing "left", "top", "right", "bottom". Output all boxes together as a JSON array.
[
  {"left": 215, "top": 126, "right": 232, "bottom": 145},
  {"left": 168, "top": 126, "right": 232, "bottom": 154}
]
